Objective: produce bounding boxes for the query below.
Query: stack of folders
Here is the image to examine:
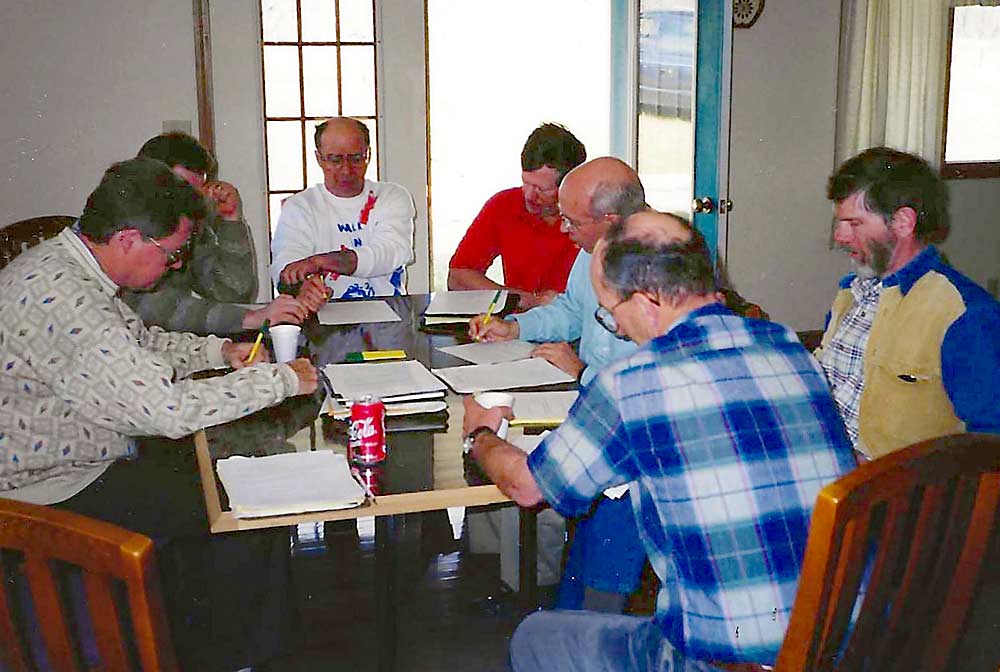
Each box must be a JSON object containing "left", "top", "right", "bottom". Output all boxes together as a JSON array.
[
  {"left": 322, "top": 359, "right": 448, "bottom": 420},
  {"left": 216, "top": 451, "right": 366, "bottom": 518},
  {"left": 421, "top": 289, "right": 508, "bottom": 328}
]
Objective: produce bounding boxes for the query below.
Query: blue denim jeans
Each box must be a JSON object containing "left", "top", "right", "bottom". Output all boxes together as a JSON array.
[
  {"left": 556, "top": 496, "right": 647, "bottom": 608},
  {"left": 510, "top": 610, "right": 721, "bottom": 672}
]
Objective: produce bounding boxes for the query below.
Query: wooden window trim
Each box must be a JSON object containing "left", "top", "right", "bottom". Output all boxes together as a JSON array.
[{"left": 940, "top": 6, "right": 1000, "bottom": 180}]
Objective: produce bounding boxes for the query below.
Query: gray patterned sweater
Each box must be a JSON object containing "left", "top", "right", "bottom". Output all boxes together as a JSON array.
[
  {"left": 0, "top": 229, "right": 299, "bottom": 504},
  {"left": 121, "top": 215, "right": 259, "bottom": 334}
]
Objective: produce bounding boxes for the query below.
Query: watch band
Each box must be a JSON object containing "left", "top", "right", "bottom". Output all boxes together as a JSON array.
[
  {"left": 463, "top": 426, "right": 495, "bottom": 453},
  {"left": 465, "top": 426, "right": 495, "bottom": 443}
]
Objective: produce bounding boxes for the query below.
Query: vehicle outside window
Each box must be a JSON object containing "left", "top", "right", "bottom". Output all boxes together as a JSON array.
[{"left": 639, "top": 8, "right": 695, "bottom": 120}]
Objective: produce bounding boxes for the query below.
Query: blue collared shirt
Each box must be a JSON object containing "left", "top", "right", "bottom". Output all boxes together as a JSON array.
[
  {"left": 527, "top": 304, "right": 856, "bottom": 664},
  {"left": 514, "top": 251, "right": 636, "bottom": 384}
]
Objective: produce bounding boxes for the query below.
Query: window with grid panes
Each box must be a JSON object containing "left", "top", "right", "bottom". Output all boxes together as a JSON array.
[{"left": 260, "top": 0, "right": 379, "bottom": 234}]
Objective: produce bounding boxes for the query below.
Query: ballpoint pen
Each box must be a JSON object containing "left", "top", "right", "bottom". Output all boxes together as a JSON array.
[{"left": 244, "top": 319, "right": 270, "bottom": 364}]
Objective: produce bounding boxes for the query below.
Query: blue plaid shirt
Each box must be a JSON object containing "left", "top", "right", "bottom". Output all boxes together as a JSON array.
[{"left": 527, "top": 304, "right": 856, "bottom": 664}]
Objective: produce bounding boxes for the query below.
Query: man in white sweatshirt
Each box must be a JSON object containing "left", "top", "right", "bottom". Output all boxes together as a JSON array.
[{"left": 271, "top": 116, "right": 416, "bottom": 298}]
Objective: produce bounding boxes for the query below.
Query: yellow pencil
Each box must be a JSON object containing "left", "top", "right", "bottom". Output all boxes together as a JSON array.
[
  {"left": 481, "top": 289, "right": 503, "bottom": 326},
  {"left": 244, "top": 319, "right": 269, "bottom": 364}
]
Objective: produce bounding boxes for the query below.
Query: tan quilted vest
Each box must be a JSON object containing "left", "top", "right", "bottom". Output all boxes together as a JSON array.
[{"left": 817, "top": 271, "right": 965, "bottom": 459}]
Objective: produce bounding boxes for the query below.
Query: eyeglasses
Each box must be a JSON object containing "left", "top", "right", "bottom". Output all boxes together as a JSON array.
[
  {"left": 594, "top": 295, "right": 632, "bottom": 334},
  {"left": 145, "top": 235, "right": 192, "bottom": 266},
  {"left": 318, "top": 151, "right": 369, "bottom": 167}
]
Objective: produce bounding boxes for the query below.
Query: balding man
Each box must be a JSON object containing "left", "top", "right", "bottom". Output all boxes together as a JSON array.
[
  {"left": 470, "top": 156, "right": 644, "bottom": 382},
  {"left": 464, "top": 211, "right": 855, "bottom": 672},
  {"left": 470, "top": 157, "right": 648, "bottom": 612},
  {"left": 271, "top": 117, "right": 416, "bottom": 298}
]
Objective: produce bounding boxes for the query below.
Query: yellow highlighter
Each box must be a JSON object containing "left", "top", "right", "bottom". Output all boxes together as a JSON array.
[{"left": 345, "top": 349, "right": 407, "bottom": 363}]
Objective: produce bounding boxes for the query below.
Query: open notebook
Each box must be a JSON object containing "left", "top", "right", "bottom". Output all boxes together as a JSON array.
[{"left": 216, "top": 451, "right": 365, "bottom": 519}]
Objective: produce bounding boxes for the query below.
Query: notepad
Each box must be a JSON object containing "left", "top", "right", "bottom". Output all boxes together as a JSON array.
[
  {"left": 432, "top": 358, "right": 575, "bottom": 393},
  {"left": 323, "top": 360, "right": 446, "bottom": 401},
  {"left": 216, "top": 451, "right": 365, "bottom": 519},
  {"left": 318, "top": 300, "right": 401, "bottom": 325},
  {"left": 324, "top": 397, "right": 447, "bottom": 418},
  {"left": 424, "top": 289, "right": 508, "bottom": 316},
  {"left": 437, "top": 340, "right": 536, "bottom": 365},
  {"left": 509, "top": 391, "right": 579, "bottom": 427}
]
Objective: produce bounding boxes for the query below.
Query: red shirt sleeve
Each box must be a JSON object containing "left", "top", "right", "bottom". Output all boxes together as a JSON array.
[{"left": 448, "top": 191, "right": 508, "bottom": 272}]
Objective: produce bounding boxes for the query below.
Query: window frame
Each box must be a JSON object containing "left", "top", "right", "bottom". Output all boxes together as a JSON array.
[
  {"left": 258, "top": 0, "right": 380, "bottom": 219},
  {"left": 940, "top": 5, "right": 1000, "bottom": 180}
]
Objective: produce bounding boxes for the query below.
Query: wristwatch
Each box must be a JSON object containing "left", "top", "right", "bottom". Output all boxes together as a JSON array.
[{"left": 463, "top": 426, "right": 495, "bottom": 453}]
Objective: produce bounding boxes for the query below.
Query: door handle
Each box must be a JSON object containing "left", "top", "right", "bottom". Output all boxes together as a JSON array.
[{"left": 692, "top": 196, "right": 715, "bottom": 214}]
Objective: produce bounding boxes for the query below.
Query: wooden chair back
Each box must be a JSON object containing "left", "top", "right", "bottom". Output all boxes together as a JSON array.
[
  {"left": 776, "top": 433, "right": 1000, "bottom": 671},
  {"left": 0, "top": 216, "right": 75, "bottom": 270},
  {"left": 0, "top": 498, "right": 177, "bottom": 671}
]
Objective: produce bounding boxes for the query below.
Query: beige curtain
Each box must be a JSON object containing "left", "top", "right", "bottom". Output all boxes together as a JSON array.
[{"left": 835, "top": 0, "right": 950, "bottom": 166}]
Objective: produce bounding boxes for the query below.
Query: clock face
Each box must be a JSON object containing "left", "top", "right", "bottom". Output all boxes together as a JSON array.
[{"left": 734, "top": 0, "right": 764, "bottom": 28}]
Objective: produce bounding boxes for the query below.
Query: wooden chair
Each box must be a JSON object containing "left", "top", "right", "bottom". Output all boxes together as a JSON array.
[
  {"left": 776, "top": 433, "right": 1000, "bottom": 671},
  {"left": 0, "top": 215, "right": 75, "bottom": 270},
  {"left": 0, "top": 498, "right": 177, "bottom": 671}
]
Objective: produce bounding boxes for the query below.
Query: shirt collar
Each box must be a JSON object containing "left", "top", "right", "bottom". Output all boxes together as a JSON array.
[
  {"left": 881, "top": 246, "right": 939, "bottom": 295},
  {"left": 59, "top": 228, "right": 121, "bottom": 295}
]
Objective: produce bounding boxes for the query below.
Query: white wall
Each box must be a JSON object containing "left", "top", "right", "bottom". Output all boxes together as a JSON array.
[
  {"left": 941, "top": 178, "right": 1000, "bottom": 295},
  {"left": 211, "top": 0, "right": 272, "bottom": 301},
  {"left": 4, "top": 0, "right": 997, "bottom": 310},
  {"left": 0, "top": 0, "right": 197, "bottom": 223},
  {"left": 726, "top": 0, "right": 849, "bottom": 330}
]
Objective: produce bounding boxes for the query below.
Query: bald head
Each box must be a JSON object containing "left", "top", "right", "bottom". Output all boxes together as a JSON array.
[
  {"left": 558, "top": 157, "right": 646, "bottom": 253},
  {"left": 314, "top": 117, "right": 370, "bottom": 150},
  {"left": 599, "top": 209, "right": 716, "bottom": 301},
  {"left": 616, "top": 210, "right": 691, "bottom": 247},
  {"left": 314, "top": 117, "right": 371, "bottom": 197}
]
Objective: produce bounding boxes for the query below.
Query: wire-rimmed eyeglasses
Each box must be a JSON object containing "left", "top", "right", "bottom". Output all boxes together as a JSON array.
[
  {"left": 145, "top": 235, "right": 192, "bottom": 266},
  {"left": 594, "top": 295, "right": 632, "bottom": 334}
]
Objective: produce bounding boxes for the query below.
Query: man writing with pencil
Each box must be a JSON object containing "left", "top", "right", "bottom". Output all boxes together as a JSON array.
[{"left": 0, "top": 158, "right": 318, "bottom": 670}]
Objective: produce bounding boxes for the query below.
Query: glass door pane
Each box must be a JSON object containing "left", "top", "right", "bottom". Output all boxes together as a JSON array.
[
  {"left": 427, "top": 0, "right": 613, "bottom": 291},
  {"left": 637, "top": 0, "right": 696, "bottom": 218}
]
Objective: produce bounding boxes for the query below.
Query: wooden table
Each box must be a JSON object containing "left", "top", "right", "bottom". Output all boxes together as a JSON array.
[{"left": 193, "top": 294, "right": 546, "bottom": 671}]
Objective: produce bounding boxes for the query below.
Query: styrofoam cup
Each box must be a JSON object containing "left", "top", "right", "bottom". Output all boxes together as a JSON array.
[
  {"left": 473, "top": 391, "right": 515, "bottom": 440},
  {"left": 269, "top": 324, "right": 301, "bottom": 363}
]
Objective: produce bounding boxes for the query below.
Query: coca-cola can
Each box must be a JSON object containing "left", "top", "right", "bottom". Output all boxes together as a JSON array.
[{"left": 348, "top": 394, "right": 386, "bottom": 464}]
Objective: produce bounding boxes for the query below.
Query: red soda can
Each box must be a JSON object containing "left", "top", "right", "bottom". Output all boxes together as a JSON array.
[{"left": 348, "top": 394, "right": 386, "bottom": 464}]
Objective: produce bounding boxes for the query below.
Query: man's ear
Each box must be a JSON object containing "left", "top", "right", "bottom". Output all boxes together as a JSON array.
[{"left": 890, "top": 206, "right": 918, "bottom": 240}]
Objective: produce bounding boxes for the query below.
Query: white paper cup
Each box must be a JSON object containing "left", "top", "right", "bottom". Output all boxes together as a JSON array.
[
  {"left": 269, "top": 324, "right": 301, "bottom": 363},
  {"left": 474, "top": 391, "right": 515, "bottom": 440}
]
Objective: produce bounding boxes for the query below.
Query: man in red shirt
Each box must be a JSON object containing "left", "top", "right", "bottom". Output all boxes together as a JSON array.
[{"left": 448, "top": 123, "right": 586, "bottom": 310}]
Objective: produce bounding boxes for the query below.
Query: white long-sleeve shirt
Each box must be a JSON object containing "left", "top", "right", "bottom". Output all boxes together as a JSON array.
[
  {"left": 270, "top": 180, "right": 416, "bottom": 298},
  {"left": 0, "top": 229, "right": 301, "bottom": 504}
]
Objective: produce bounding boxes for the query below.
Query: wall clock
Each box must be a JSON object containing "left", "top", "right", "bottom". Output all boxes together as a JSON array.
[{"left": 734, "top": 0, "right": 764, "bottom": 28}]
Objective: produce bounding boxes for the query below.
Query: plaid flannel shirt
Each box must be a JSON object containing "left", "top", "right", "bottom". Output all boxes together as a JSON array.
[
  {"left": 816, "top": 275, "right": 882, "bottom": 450},
  {"left": 527, "top": 304, "right": 856, "bottom": 664}
]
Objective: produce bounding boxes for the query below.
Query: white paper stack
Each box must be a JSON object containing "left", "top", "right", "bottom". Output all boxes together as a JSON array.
[
  {"left": 437, "top": 339, "right": 536, "bottom": 365},
  {"left": 432, "top": 358, "right": 575, "bottom": 393},
  {"left": 317, "top": 300, "right": 401, "bottom": 326},
  {"left": 509, "top": 391, "right": 579, "bottom": 427},
  {"left": 216, "top": 451, "right": 365, "bottom": 518},
  {"left": 424, "top": 289, "right": 508, "bottom": 316},
  {"left": 323, "top": 359, "right": 447, "bottom": 406}
]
